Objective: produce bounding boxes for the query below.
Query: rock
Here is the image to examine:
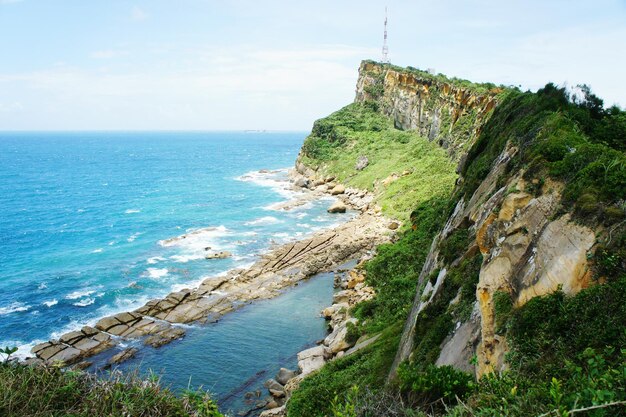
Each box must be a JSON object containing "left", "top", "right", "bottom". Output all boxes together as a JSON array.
[
  {"left": 346, "top": 271, "right": 365, "bottom": 289},
  {"left": 269, "top": 389, "right": 285, "bottom": 398},
  {"left": 327, "top": 201, "right": 347, "bottom": 213},
  {"left": 324, "top": 319, "right": 358, "bottom": 353},
  {"left": 294, "top": 177, "right": 309, "bottom": 188},
  {"left": 313, "top": 178, "right": 326, "bottom": 187},
  {"left": 330, "top": 184, "right": 346, "bottom": 195},
  {"left": 382, "top": 173, "right": 399, "bottom": 186},
  {"left": 388, "top": 221, "right": 400, "bottom": 230},
  {"left": 275, "top": 368, "right": 296, "bottom": 385},
  {"left": 144, "top": 326, "right": 185, "bottom": 347},
  {"left": 297, "top": 345, "right": 328, "bottom": 376},
  {"left": 107, "top": 347, "right": 138, "bottom": 366},
  {"left": 355, "top": 155, "right": 369, "bottom": 171},
  {"left": 205, "top": 251, "right": 232, "bottom": 259},
  {"left": 264, "top": 378, "right": 284, "bottom": 392},
  {"left": 260, "top": 405, "right": 285, "bottom": 417}
]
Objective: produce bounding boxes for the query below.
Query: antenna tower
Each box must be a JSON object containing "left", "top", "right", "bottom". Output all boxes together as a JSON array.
[{"left": 382, "top": 7, "right": 389, "bottom": 64}]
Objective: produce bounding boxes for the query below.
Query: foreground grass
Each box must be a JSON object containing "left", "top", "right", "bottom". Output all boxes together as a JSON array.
[{"left": 0, "top": 363, "right": 222, "bottom": 417}]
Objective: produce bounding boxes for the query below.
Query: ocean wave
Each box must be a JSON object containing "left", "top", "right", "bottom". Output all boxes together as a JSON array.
[
  {"left": 169, "top": 254, "right": 203, "bottom": 263},
  {"left": 73, "top": 298, "right": 95, "bottom": 307},
  {"left": 127, "top": 232, "right": 142, "bottom": 243},
  {"left": 147, "top": 256, "right": 166, "bottom": 265},
  {"left": 91, "top": 248, "right": 103, "bottom": 253},
  {"left": 144, "top": 268, "right": 168, "bottom": 279},
  {"left": 0, "top": 302, "right": 31, "bottom": 316},
  {"left": 159, "top": 225, "right": 229, "bottom": 249},
  {"left": 0, "top": 339, "right": 45, "bottom": 360},
  {"left": 244, "top": 216, "right": 282, "bottom": 226},
  {"left": 65, "top": 289, "right": 96, "bottom": 300},
  {"left": 236, "top": 168, "right": 298, "bottom": 199},
  {"left": 43, "top": 299, "right": 58, "bottom": 307},
  {"left": 38, "top": 282, "right": 47, "bottom": 290},
  {"left": 125, "top": 209, "right": 141, "bottom": 214}
]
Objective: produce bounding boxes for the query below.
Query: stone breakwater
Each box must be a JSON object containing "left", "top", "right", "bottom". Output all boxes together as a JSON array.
[{"left": 27, "top": 171, "right": 394, "bottom": 370}]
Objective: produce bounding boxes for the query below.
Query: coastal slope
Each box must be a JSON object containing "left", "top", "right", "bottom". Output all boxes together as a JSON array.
[{"left": 282, "top": 61, "right": 626, "bottom": 417}]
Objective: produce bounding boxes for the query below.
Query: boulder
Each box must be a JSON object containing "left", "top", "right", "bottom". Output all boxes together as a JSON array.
[
  {"left": 260, "top": 405, "right": 286, "bottom": 417},
  {"left": 327, "top": 201, "right": 347, "bottom": 213},
  {"left": 205, "top": 251, "right": 232, "bottom": 260},
  {"left": 330, "top": 184, "right": 346, "bottom": 195},
  {"left": 294, "top": 177, "right": 309, "bottom": 188},
  {"left": 107, "top": 347, "right": 138, "bottom": 366},
  {"left": 355, "top": 156, "right": 369, "bottom": 171},
  {"left": 275, "top": 368, "right": 296, "bottom": 385},
  {"left": 297, "top": 345, "right": 329, "bottom": 376},
  {"left": 346, "top": 271, "right": 365, "bottom": 289},
  {"left": 388, "top": 221, "right": 400, "bottom": 230},
  {"left": 324, "top": 318, "right": 358, "bottom": 353}
]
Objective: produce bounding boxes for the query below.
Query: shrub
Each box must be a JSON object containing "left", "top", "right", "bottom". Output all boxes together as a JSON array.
[{"left": 398, "top": 364, "right": 474, "bottom": 404}]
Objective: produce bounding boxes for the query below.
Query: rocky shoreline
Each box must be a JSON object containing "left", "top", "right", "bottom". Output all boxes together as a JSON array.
[{"left": 27, "top": 169, "right": 396, "bottom": 381}]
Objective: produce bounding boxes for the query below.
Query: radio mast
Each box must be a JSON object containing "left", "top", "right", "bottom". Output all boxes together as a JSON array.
[{"left": 382, "top": 7, "right": 389, "bottom": 64}]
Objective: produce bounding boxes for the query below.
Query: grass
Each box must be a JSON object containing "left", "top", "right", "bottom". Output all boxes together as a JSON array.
[
  {"left": 300, "top": 102, "right": 457, "bottom": 223},
  {"left": 0, "top": 363, "right": 222, "bottom": 417}
]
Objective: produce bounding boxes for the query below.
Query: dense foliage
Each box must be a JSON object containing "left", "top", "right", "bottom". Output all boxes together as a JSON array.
[
  {"left": 0, "top": 362, "right": 222, "bottom": 417},
  {"left": 291, "top": 73, "right": 626, "bottom": 417}
]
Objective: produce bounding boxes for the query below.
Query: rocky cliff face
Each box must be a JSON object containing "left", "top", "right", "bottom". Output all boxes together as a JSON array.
[
  {"left": 391, "top": 141, "right": 597, "bottom": 378},
  {"left": 351, "top": 61, "right": 601, "bottom": 380},
  {"left": 355, "top": 61, "right": 499, "bottom": 163}
]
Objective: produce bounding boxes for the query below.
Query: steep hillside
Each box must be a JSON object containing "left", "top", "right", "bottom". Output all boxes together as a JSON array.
[{"left": 286, "top": 61, "right": 626, "bottom": 417}]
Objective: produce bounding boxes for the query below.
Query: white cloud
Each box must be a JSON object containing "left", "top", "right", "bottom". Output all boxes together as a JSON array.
[
  {"left": 131, "top": 6, "right": 147, "bottom": 21},
  {"left": 0, "top": 44, "right": 376, "bottom": 130}
]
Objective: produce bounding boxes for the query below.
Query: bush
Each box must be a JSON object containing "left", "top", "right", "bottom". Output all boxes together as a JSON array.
[{"left": 398, "top": 364, "right": 474, "bottom": 405}]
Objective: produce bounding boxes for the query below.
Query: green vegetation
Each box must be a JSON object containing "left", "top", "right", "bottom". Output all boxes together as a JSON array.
[
  {"left": 300, "top": 102, "right": 458, "bottom": 222},
  {"left": 461, "top": 83, "right": 626, "bottom": 226},
  {"left": 291, "top": 61, "right": 626, "bottom": 417},
  {"left": 0, "top": 362, "right": 222, "bottom": 417}
]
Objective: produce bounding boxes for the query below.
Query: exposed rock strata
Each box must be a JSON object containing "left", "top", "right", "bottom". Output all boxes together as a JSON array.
[{"left": 30, "top": 177, "right": 392, "bottom": 367}]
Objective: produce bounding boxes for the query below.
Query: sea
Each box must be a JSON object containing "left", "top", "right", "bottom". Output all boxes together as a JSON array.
[{"left": 0, "top": 131, "right": 352, "bottom": 413}]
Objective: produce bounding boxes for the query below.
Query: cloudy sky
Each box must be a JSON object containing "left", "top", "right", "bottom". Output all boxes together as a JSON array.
[{"left": 0, "top": 0, "right": 624, "bottom": 130}]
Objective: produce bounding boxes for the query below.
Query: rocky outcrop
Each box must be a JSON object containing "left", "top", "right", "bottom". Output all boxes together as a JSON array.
[
  {"left": 391, "top": 143, "right": 597, "bottom": 379},
  {"left": 31, "top": 189, "right": 392, "bottom": 366},
  {"left": 355, "top": 61, "right": 500, "bottom": 161}
]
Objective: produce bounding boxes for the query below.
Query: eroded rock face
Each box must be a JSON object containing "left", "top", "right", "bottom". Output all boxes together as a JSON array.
[
  {"left": 475, "top": 187, "right": 595, "bottom": 377},
  {"left": 355, "top": 61, "right": 500, "bottom": 160}
]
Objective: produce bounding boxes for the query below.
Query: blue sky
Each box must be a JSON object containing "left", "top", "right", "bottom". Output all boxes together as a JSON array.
[{"left": 0, "top": 0, "right": 624, "bottom": 130}]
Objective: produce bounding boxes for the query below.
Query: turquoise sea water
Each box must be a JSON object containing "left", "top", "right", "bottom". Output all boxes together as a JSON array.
[{"left": 0, "top": 132, "right": 349, "bottom": 412}]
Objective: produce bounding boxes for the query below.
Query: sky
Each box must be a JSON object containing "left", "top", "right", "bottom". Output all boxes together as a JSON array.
[{"left": 0, "top": 0, "right": 625, "bottom": 131}]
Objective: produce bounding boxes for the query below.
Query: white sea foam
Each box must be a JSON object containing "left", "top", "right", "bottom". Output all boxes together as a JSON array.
[
  {"left": 0, "top": 302, "right": 31, "bottom": 316},
  {"left": 147, "top": 256, "right": 166, "bottom": 265},
  {"left": 127, "top": 232, "right": 142, "bottom": 243},
  {"left": 43, "top": 299, "right": 58, "bottom": 307},
  {"left": 169, "top": 254, "right": 203, "bottom": 263},
  {"left": 91, "top": 248, "right": 103, "bottom": 253},
  {"left": 38, "top": 282, "right": 47, "bottom": 290},
  {"left": 74, "top": 298, "right": 95, "bottom": 307},
  {"left": 65, "top": 289, "right": 95, "bottom": 300},
  {"left": 144, "top": 268, "right": 169, "bottom": 279},
  {"left": 159, "top": 225, "right": 228, "bottom": 249},
  {"left": 125, "top": 209, "right": 141, "bottom": 214},
  {"left": 108, "top": 240, "right": 116, "bottom": 246},
  {"left": 236, "top": 168, "right": 298, "bottom": 199},
  {"left": 0, "top": 339, "right": 45, "bottom": 360},
  {"left": 244, "top": 216, "right": 282, "bottom": 226}
]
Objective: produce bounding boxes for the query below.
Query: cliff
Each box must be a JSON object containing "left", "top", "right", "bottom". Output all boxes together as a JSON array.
[
  {"left": 355, "top": 61, "right": 501, "bottom": 163},
  {"left": 287, "top": 60, "right": 626, "bottom": 416}
]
